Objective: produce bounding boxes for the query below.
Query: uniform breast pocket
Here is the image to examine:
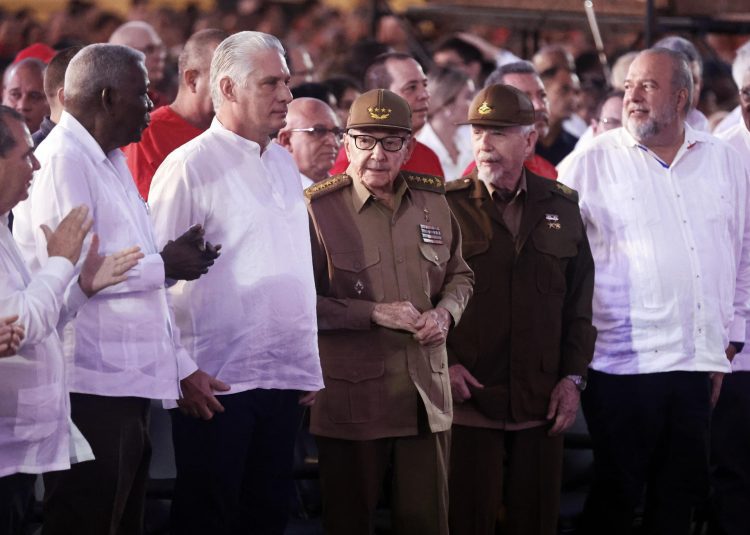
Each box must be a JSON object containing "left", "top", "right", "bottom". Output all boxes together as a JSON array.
[
  {"left": 14, "top": 384, "right": 61, "bottom": 442},
  {"left": 532, "top": 229, "right": 577, "bottom": 295},
  {"left": 419, "top": 242, "right": 451, "bottom": 298},
  {"left": 323, "top": 360, "right": 385, "bottom": 423},
  {"left": 330, "top": 248, "right": 384, "bottom": 301}
]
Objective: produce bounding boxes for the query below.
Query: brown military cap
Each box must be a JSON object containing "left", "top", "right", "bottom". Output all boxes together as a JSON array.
[
  {"left": 347, "top": 88, "right": 412, "bottom": 132},
  {"left": 460, "top": 84, "right": 535, "bottom": 128}
]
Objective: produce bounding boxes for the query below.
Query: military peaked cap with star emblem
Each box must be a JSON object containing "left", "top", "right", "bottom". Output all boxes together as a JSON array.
[
  {"left": 459, "top": 84, "right": 535, "bottom": 128},
  {"left": 346, "top": 89, "right": 412, "bottom": 132}
]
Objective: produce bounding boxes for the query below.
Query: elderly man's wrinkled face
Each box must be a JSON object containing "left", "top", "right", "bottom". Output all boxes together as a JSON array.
[
  {"left": 114, "top": 62, "right": 153, "bottom": 147},
  {"left": 2, "top": 64, "right": 49, "bottom": 133},
  {"left": 623, "top": 52, "right": 686, "bottom": 144},
  {"left": 0, "top": 117, "right": 40, "bottom": 214},
  {"left": 282, "top": 101, "right": 342, "bottom": 182},
  {"left": 345, "top": 127, "right": 412, "bottom": 194},
  {"left": 130, "top": 28, "right": 166, "bottom": 85},
  {"left": 472, "top": 124, "right": 537, "bottom": 189}
]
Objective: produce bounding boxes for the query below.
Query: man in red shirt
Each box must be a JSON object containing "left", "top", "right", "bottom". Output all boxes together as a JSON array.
[
  {"left": 122, "top": 29, "right": 227, "bottom": 200},
  {"left": 329, "top": 52, "right": 444, "bottom": 178}
]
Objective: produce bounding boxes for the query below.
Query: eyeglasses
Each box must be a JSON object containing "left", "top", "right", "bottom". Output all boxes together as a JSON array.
[
  {"left": 348, "top": 134, "right": 407, "bottom": 152},
  {"left": 598, "top": 117, "right": 622, "bottom": 130},
  {"left": 289, "top": 126, "right": 344, "bottom": 140},
  {"left": 740, "top": 87, "right": 750, "bottom": 102}
]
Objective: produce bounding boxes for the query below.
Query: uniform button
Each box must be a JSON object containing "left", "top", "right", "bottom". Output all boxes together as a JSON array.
[
  {"left": 697, "top": 303, "right": 701, "bottom": 309},
  {"left": 397, "top": 257, "right": 404, "bottom": 263}
]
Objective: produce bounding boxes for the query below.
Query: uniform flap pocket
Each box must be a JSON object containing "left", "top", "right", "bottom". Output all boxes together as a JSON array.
[
  {"left": 462, "top": 240, "right": 490, "bottom": 259},
  {"left": 532, "top": 231, "right": 577, "bottom": 258},
  {"left": 325, "top": 360, "right": 384, "bottom": 383},
  {"left": 331, "top": 248, "right": 381, "bottom": 273},
  {"left": 419, "top": 242, "right": 451, "bottom": 266}
]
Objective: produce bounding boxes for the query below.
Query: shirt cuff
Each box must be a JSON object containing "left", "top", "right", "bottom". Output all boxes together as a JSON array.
[
  {"left": 63, "top": 277, "right": 88, "bottom": 315},
  {"left": 347, "top": 299, "right": 377, "bottom": 330},
  {"left": 140, "top": 253, "right": 167, "bottom": 288},
  {"left": 729, "top": 314, "right": 746, "bottom": 343},
  {"left": 436, "top": 298, "right": 462, "bottom": 327},
  {"left": 43, "top": 256, "right": 76, "bottom": 292}
]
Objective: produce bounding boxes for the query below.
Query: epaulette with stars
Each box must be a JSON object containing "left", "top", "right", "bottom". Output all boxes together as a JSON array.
[
  {"left": 445, "top": 176, "right": 472, "bottom": 193},
  {"left": 402, "top": 171, "right": 445, "bottom": 194},
  {"left": 550, "top": 181, "right": 579, "bottom": 203},
  {"left": 304, "top": 173, "right": 352, "bottom": 201}
]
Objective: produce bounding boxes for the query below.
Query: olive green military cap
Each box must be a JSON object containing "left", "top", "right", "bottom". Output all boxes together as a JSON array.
[
  {"left": 347, "top": 89, "right": 412, "bottom": 132},
  {"left": 460, "top": 83, "right": 535, "bottom": 127}
]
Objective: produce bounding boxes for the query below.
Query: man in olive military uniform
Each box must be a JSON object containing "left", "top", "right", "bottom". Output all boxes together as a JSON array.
[
  {"left": 306, "top": 89, "right": 474, "bottom": 535},
  {"left": 445, "top": 84, "right": 596, "bottom": 535}
]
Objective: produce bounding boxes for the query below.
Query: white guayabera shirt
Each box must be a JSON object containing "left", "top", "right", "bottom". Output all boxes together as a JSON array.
[
  {"left": 14, "top": 112, "right": 196, "bottom": 400},
  {"left": 149, "top": 118, "right": 323, "bottom": 400},
  {"left": 559, "top": 124, "right": 750, "bottom": 374},
  {"left": 717, "top": 122, "right": 750, "bottom": 372},
  {"left": 0, "top": 214, "right": 93, "bottom": 477}
]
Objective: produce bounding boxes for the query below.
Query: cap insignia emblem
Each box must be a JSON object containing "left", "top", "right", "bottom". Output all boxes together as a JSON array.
[
  {"left": 477, "top": 101, "right": 492, "bottom": 115},
  {"left": 368, "top": 106, "right": 391, "bottom": 120}
]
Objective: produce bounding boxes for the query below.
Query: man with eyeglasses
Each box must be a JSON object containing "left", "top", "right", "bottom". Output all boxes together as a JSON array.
[
  {"left": 277, "top": 97, "right": 342, "bottom": 188},
  {"left": 306, "top": 88, "right": 473, "bottom": 535},
  {"left": 109, "top": 21, "right": 168, "bottom": 108},
  {"left": 711, "top": 65, "right": 750, "bottom": 535}
]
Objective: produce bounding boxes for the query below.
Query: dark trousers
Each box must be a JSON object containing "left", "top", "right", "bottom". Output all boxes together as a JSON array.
[
  {"left": 580, "top": 370, "right": 711, "bottom": 535},
  {"left": 316, "top": 430, "right": 450, "bottom": 535},
  {"left": 169, "top": 388, "right": 303, "bottom": 535},
  {"left": 43, "top": 394, "right": 151, "bottom": 535},
  {"left": 709, "top": 371, "right": 750, "bottom": 535},
  {"left": 449, "top": 424, "right": 563, "bottom": 535},
  {"left": 0, "top": 473, "right": 36, "bottom": 535}
]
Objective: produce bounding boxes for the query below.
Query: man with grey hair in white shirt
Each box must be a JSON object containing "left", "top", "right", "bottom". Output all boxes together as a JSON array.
[
  {"left": 14, "top": 44, "right": 215, "bottom": 534},
  {"left": 559, "top": 48, "right": 750, "bottom": 534},
  {"left": 149, "top": 31, "right": 323, "bottom": 534}
]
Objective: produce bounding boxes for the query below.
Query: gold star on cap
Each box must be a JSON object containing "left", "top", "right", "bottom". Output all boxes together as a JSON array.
[
  {"left": 368, "top": 106, "right": 392, "bottom": 120},
  {"left": 477, "top": 101, "right": 492, "bottom": 115}
]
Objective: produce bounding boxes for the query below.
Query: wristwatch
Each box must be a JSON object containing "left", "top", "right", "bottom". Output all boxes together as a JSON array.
[{"left": 565, "top": 374, "right": 587, "bottom": 392}]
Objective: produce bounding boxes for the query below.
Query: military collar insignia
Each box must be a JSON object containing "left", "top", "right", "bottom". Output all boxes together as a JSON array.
[
  {"left": 368, "top": 106, "right": 391, "bottom": 120},
  {"left": 477, "top": 101, "right": 492, "bottom": 115},
  {"left": 556, "top": 183, "right": 573, "bottom": 195},
  {"left": 304, "top": 173, "right": 352, "bottom": 200}
]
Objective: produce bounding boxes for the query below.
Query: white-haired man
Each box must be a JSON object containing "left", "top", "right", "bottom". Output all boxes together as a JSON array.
[
  {"left": 149, "top": 32, "right": 323, "bottom": 534},
  {"left": 14, "top": 44, "right": 214, "bottom": 534},
  {"left": 559, "top": 48, "right": 750, "bottom": 534}
]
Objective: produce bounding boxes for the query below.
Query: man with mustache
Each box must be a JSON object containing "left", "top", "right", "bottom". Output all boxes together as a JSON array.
[
  {"left": 307, "top": 88, "right": 473, "bottom": 534},
  {"left": 14, "top": 44, "right": 214, "bottom": 535},
  {"left": 149, "top": 32, "right": 323, "bottom": 534},
  {"left": 445, "top": 84, "right": 595, "bottom": 535},
  {"left": 559, "top": 48, "right": 750, "bottom": 534}
]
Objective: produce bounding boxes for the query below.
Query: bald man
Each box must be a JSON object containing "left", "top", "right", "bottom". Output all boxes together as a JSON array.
[
  {"left": 109, "top": 20, "right": 167, "bottom": 106},
  {"left": 2, "top": 58, "right": 49, "bottom": 133},
  {"left": 123, "top": 28, "right": 228, "bottom": 199},
  {"left": 276, "top": 97, "right": 342, "bottom": 188}
]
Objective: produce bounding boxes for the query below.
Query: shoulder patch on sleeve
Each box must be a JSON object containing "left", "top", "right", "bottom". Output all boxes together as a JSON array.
[
  {"left": 551, "top": 181, "right": 579, "bottom": 202},
  {"left": 402, "top": 172, "right": 445, "bottom": 194},
  {"left": 445, "top": 177, "right": 472, "bottom": 193},
  {"left": 304, "top": 173, "right": 352, "bottom": 200}
]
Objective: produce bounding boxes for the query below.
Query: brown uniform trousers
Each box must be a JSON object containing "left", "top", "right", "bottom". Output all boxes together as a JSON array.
[
  {"left": 307, "top": 172, "right": 474, "bottom": 535},
  {"left": 445, "top": 171, "right": 596, "bottom": 535}
]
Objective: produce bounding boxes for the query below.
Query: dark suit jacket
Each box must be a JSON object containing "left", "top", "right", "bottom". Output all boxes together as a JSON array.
[{"left": 445, "top": 170, "right": 596, "bottom": 424}]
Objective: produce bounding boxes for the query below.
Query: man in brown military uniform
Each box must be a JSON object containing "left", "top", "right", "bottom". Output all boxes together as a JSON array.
[
  {"left": 306, "top": 89, "right": 474, "bottom": 535},
  {"left": 445, "top": 84, "right": 596, "bottom": 535}
]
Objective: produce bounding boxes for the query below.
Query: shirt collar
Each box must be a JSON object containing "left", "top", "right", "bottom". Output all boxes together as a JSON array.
[
  {"left": 58, "top": 111, "right": 118, "bottom": 164},
  {"left": 482, "top": 167, "right": 527, "bottom": 202},
  {"left": 620, "top": 121, "right": 703, "bottom": 168},
  {"left": 210, "top": 116, "right": 262, "bottom": 156},
  {"left": 350, "top": 172, "right": 409, "bottom": 213}
]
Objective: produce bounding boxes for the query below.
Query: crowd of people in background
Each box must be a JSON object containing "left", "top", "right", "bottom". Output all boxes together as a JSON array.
[{"left": 1, "top": 0, "right": 750, "bottom": 534}]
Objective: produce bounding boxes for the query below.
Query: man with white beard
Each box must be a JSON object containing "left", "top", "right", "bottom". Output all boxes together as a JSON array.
[{"left": 559, "top": 48, "right": 750, "bottom": 534}]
